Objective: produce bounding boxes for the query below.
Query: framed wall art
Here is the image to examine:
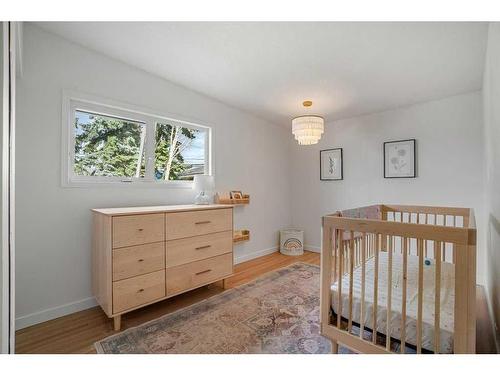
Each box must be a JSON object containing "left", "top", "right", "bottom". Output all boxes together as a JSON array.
[
  {"left": 383, "top": 139, "right": 416, "bottom": 178},
  {"left": 320, "top": 148, "right": 343, "bottom": 181}
]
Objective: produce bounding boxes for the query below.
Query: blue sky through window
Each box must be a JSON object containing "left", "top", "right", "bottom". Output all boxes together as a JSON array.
[{"left": 182, "top": 131, "right": 205, "bottom": 164}]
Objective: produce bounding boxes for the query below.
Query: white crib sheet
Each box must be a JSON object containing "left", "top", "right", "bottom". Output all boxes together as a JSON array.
[{"left": 330, "top": 252, "right": 455, "bottom": 353}]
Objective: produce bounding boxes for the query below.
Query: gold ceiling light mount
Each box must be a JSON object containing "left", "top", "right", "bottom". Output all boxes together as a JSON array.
[{"left": 292, "top": 100, "right": 324, "bottom": 146}]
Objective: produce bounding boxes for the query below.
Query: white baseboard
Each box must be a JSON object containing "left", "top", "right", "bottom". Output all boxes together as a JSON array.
[
  {"left": 234, "top": 245, "right": 321, "bottom": 264},
  {"left": 234, "top": 246, "right": 278, "bottom": 264},
  {"left": 305, "top": 244, "right": 320, "bottom": 253},
  {"left": 15, "top": 296, "right": 97, "bottom": 331}
]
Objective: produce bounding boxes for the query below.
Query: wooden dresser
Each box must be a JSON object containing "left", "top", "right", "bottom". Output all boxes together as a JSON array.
[{"left": 91, "top": 204, "right": 234, "bottom": 330}]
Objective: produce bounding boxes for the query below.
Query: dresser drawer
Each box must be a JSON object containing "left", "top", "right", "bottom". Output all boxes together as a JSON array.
[
  {"left": 166, "top": 231, "right": 233, "bottom": 268},
  {"left": 112, "top": 213, "right": 164, "bottom": 248},
  {"left": 113, "top": 242, "right": 165, "bottom": 281},
  {"left": 166, "top": 253, "right": 233, "bottom": 297},
  {"left": 113, "top": 270, "right": 165, "bottom": 313},
  {"left": 166, "top": 209, "right": 232, "bottom": 240}
]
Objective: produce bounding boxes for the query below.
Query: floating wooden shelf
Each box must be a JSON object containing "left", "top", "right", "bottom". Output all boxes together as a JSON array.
[
  {"left": 218, "top": 198, "right": 250, "bottom": 205},
  {"left": 215, "top": 192, "right": 250, "bottom": 205},
  {"left": 233, "top": 230, "right": 250, "bottom": 243}
]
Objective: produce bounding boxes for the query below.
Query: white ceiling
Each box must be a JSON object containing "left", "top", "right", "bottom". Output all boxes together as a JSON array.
[{"left": 35, "top": 22, "right": 488, "bottom": 126}]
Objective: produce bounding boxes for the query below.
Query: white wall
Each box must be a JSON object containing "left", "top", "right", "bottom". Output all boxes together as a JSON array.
[
  {"left": 483, "top": 22, "right": 500, "bottom": 342},
  {"left": 14, "top": 24, "right": 292, "bottom": 328},
  {"left": 290, "top": 92, "right": 487, "bottom": 284}
]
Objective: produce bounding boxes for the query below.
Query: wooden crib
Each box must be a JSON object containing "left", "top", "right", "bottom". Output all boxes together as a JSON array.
[{"left": 320, "top": 204, "right": 477, "bottom": 354}]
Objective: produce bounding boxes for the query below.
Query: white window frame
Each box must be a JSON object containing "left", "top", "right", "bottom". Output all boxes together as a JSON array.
[{"left": 61, "top": 90, "right": 213, "bottom": 188}]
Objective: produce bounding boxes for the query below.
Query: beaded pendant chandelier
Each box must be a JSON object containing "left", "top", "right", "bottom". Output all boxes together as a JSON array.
[{"left": 292, "top": 100, "right": 324, "bottom": 145}]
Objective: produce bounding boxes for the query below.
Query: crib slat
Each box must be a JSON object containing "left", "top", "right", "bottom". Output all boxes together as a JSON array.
[
  {"left": 372, "top": 233, "right": 375, "bottom": 258},
  {"left": 452, "top": 216, "right": 456, "bottom": 264},
  {"left": 367, "top": 233, "right": 371, "bottom": 259},
  {"left": 357, "top": 238, "right": 360, "bottom": 267},
  {"left": 337, "top": 231, "right": 344, "bottom": 329},
  {"left": 355, "top": 238, "right": 358, "bottom": 267},
  {"left": 344, "top": 240, "right": 348, "bottom": 276},
  {"left": 342, "top": 241, "right": 346, "bottom": 277},
  {"left": 386, "top": 235, "right": 393, "bottom": 351},
  {"left": 372, "top": 234, "right": 380, "bottom": 345},
  {"left": 359, "top": 238, "right": 362, "bottom": 266},
  {"left": 348, "top": 231, "right": 355, "bottom": 333},
  {"left": 435, "top": 241, "right": 442, "bottom": 354},
  {"left": 360, "top": 232, "right": 367, "bottom": 340},
  {"left": 423, "top": 215, "right": 428, "bottom": 258},
  {"left": 401, "top": 237, "right": 408, "bottom": 353},
  {"left": 417, "top": 238, "right": 424, "bottom": 354},
  {"left": 333, "top": 231, "right": 337, "bottom": 285}
]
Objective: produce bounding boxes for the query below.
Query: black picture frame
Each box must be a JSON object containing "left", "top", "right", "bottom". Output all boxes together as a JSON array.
[
  {"left": 320, "top": 148, "right": 343, "bottom": 181},
  {"left": 383, "top": 139, "right": 416, "bottom": 178}
]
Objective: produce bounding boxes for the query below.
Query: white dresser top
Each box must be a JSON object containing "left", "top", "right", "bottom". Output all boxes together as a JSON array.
[{"left": 92, "top": 204, "right": 233, "bottom": 216}]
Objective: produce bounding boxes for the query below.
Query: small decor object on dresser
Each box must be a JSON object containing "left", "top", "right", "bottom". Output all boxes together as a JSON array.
[
  {"left": 280, "top": 229, "right": 304, "bottom": 256},
  {"left": 193, "top": 175, "right": 215, "bottom": 205},
  {"left": 384, "top": 139, "right": 416, "bottom": 178},
  {"left": 320, "top": 148, "right": 343, "bottom": 180}
]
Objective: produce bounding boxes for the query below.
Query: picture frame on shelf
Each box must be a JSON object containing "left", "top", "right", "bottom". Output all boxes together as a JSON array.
[
  {"left": 383, "top": 139, "right": 416, "bottom": 178},
  {"left": 230, "top": 191, "right": 243, "bottom": 199},
  {"left": 320, "top": 148, "right": 343, "bottom": 181}
]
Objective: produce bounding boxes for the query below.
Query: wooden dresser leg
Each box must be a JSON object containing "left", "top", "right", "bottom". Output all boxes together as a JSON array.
[{"left": 113, "top": 315, "right": 121, "bottom": 331}]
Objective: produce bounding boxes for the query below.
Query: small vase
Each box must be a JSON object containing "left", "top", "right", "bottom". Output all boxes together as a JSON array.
[{"left": 195, "top": 191, "right": 211, "bottom": 205}]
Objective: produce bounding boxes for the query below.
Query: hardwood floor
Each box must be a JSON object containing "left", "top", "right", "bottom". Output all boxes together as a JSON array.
[
  {"left": 15, "top": 251, "right": 496, "bottom": 354},
  {"left": 475, "top": 286, "right": 498, "bottom": 354}
]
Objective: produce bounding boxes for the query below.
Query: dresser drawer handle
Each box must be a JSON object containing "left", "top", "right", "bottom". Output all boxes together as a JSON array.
[
  {"left": 137, "top": 228, "right": 144, "bottom": 232},
  {"left": 195, "top": 245, "right": 211, "bottom": 250},
  {"left": 195, "top": 269, "right": 211, "bottom": 276},
  {"left": 195, "top": 221, "right": 211, "bottom": 225},
  {"left": 138, "top": 259, "right": 144, "bottom": 262},
  {"left": 138, "top": 288, "right": 145, "bottom": 293}
]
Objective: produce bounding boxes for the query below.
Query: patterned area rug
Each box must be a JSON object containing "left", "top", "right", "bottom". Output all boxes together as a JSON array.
[{"left": 95, "top": 262, "right": 344, "bottom": 354}]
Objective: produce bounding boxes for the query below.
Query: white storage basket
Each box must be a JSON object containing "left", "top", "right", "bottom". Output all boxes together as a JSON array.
[{"left": 280, "top": 229, "right": 304, "bottom": 256}]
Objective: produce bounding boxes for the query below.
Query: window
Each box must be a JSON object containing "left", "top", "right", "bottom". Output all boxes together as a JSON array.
[
  {"left": 154, "top": 122, "right": 207, "bottom": 181},
  {"left": 74, "top": 111, "right": 147, "bottom": 178},
  {"left": 63, "top": 93, "right": 211, "bottom": 186}
]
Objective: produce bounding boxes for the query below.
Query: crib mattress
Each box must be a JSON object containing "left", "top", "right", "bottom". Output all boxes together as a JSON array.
[{"left": 330, "top": 252, "right": 455, "bottom": 353}]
